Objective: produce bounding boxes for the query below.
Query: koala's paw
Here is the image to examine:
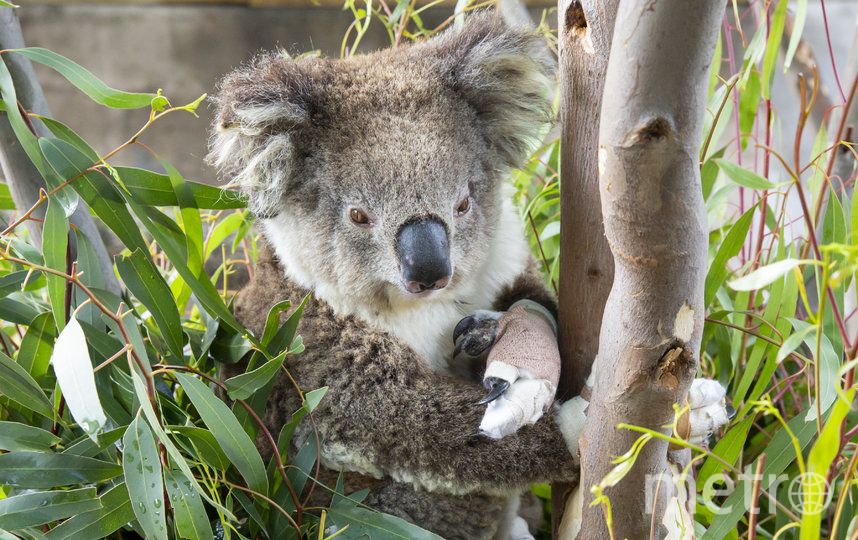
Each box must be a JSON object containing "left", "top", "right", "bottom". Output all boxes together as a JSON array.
[
  {"left": 453, "top": 310, "right": 502, "bottom": 358},
  {"left": 685, "top": 378, "right": 735, "bottom": 446},
  {"left": 478, "top": 371, "right": 555, "bottom": 439}
]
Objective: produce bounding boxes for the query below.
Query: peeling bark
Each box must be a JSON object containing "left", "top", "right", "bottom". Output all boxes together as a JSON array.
[
  {"left": 576, "top": 0, "right": 723, "bottom": 538},
  {"left": 553, "top": 0, "right": 618, "bottom": 533}
]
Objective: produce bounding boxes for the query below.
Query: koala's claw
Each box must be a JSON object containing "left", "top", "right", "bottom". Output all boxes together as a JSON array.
[
  {"left": 476, "top": 376, "right": 509, "bottom": 405},
  {"left": 452, "top": 310, "right": 501, "bottom": 358}
]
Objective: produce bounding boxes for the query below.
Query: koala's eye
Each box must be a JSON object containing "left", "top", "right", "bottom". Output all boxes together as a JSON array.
[
  {"left": 455, "top": 196, "right": 471, "bottom": 217},
  {"left": 349, "top": 207, "right": 372, "bottom": 227}
]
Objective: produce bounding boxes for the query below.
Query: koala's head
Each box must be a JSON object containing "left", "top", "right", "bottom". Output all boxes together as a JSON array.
[{"left": 209, "top": 13, "right": 553, "bottom": 310}]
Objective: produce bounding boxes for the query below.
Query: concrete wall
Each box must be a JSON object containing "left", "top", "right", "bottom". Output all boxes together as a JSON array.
[{"left": 16, "top": 4, "right": 549, "bottom": 184}]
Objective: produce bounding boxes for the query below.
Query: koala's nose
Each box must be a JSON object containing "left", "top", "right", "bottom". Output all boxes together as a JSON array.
[{"left": 396, "top": 218, "right": 452, "bottom": 294}]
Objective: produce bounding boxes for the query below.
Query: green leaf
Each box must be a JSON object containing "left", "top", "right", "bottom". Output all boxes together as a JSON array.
[
  {"left": 38, "top": 116, "right": 100, "bottom": 162},
  {"left": 175, "top": 372, "right": 268, "bottom": 494},
  {"left": 44, "top": 483, "right": 135, "bottom": 540},
  {"left": 0, "top": 488, "right": 100, "bottom": 529},
  {"left": 0, "top": 452, "right": 122, "bottom": 488},
  {"left": 129, "top": 371, "right": 236, "bottom": 521},
  {"left": 728, "top": 259, "right": 808, "bottom": 291},
  {"left": 114, "top": 167, "right": 246, "bottom": 209},
  {"left": 0, "top": 351, "right": 54, "bottom": 418},
  {"left": 0, "top": 421, "right": 60, "bottom": 452},
  {"left": 225, "top": 350, "right": 288, "bottom": 401},
  {"left": 698, "top": 415, "right": 754, "bottom": 484},
  {"left": 39, "top": 138, "right": 150, "bottom": 257},
  {"left": 775, "top": 324, "right": 815, "bottom": 363},
  {"left": 115, "top": 249, "right": 184, "bottom": 359},
  {"left": 326, "top": 496, "right": 442, "bottom": 540},
  {"left": 801, "top": 388, "right": 856, "bottom": 538},
  {"left": 127, "top": 204, "right": 244, "bottom": 334},
  {"left": 169, "top": 425, "right": 230, "bottom": 471},
  {"left": 761, "top": 0, "right": 788, "bottom": 100},
  {"left": 783, "top": 0, "right": 808, "bottom": 70},
  {"left": 715, "top": 159, "right": 779, "bottom": 190},
  {"left": 0, "top": 1, "right": 20, "bottom": 8},
  {"left": 16, "top": 311, "right": 57, "bottom": 384},
  {"left": 0, "top": 51, "right": 48, "bottom": 178},
  {"left": 0, "top": 182, "right": 15, "bottom": 209},
  {"left": 790, "top": 319, "right": 840, "bottom": 421},
  {"left": 702, "top": 413, "right": 817, "bottom": 539},
  {"left": 52, "top": 315, "right": 107, "bottom": 441},
  {"left": 704, "top": 204, "right": 756, "bottom": 307},
  {"left": 123, "top": 415, "right": 167, "bottom": 540},
  {"left": 267, "top": 294, "right": 309, "bottom": 355},
  {"left": 165, "top": 467, "right": 214, "bottom": 540},
  {"left": 738, "top": 70, "right": 760, "bottom": 147},
  {"left": 204, "top": 212, "right": 247, "bottom": 260},
  {"left": 42, "top": 195, "right": 69, "bottom": 332},
  {"left": 8, "top": 48, "right": 158, "bottom": 108}
]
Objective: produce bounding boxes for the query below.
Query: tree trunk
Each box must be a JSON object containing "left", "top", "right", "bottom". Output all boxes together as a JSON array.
[
  {"left": 0, "top": 7, "right": 120, "bottom": 295},
  {"left": 576, "top": 0, "right": 723, "bottom": 538},
  {"left": 553, "top": 0, "right": 618, "bottom": 534}
]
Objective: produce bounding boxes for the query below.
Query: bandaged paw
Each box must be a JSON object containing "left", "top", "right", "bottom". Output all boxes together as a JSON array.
[
  {"left": 479, "top": 377, "right": 555, "bottom": 439},
  {"left": 674, "top": 378, "right": 734, "bottom": 447}
]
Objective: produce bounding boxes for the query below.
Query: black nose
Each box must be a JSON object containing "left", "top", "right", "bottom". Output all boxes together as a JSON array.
[{"left": 396, "top": 218, "right": 452, "bottom": 294}]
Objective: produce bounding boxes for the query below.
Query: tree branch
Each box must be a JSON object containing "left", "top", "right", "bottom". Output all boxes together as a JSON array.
[
  {"left": 577, "top": 0, "right": 723, "bottom": 538},
  {"left": 0, "top": 7, "right": 120, "bottom": 295},
  {"left": 554, "top": 0, "right": 618, "bottom": 534}
]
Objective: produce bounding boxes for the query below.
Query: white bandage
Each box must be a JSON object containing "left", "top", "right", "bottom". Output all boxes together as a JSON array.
[{"left": 479, "top": 379, "right": 554, "bottom": 439}]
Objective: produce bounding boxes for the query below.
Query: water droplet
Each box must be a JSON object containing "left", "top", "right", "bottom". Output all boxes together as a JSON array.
[
  {"left": 40, "top": 500, "right": 48, "bottom": 506},
  {"left": 153, "top": 499, "right": 162, "bottom": 508},
  {"left": 137, "top": 502, "right": 147, "bottom": 514}
]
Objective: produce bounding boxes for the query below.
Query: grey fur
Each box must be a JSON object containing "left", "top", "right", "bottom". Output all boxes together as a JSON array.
[{"left": 211, "top": 13, "right": 576, "bottom": 539}]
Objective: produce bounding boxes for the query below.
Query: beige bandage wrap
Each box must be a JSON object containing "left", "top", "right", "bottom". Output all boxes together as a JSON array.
[
  {"left": 485, "top": 301, "right": 561, "bottom": 394},
  {"left": 479, "top": 300, "right": 562, "bottom": 439}
]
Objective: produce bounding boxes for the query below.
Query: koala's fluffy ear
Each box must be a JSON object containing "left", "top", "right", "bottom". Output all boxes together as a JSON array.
[
  {"left": 432, "top": 14, "right": 555, "bottom": 170},
  {"left": 208, "top": 54, "right": 320, "bottom": 217}
]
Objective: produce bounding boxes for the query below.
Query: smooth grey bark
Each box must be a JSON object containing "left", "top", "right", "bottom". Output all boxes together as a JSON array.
[
  {"left": 553, "top": 0, "right": 618, "bottom": 534},
  {"left": 0, "top": 7, "right": 120, "bottom": 295},
  {"left": 576, "top": 0, "right": 723, "bottom": 538}
]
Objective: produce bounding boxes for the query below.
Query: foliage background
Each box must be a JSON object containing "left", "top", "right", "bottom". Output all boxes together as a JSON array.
[{"left": 0, "top": 1, "right": 857, "bottom": 539}]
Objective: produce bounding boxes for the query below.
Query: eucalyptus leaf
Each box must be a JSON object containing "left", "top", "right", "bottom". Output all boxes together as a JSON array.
[{"left": 52, "top": 315, "right": 107, "bottom": 441}]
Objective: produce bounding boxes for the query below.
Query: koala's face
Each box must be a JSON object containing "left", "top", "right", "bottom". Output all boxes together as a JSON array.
[
  {"left": 210, "top": 13, "right": 553, "bottom": 309},
  {"left": 273, "top": 103, "right": 499, "bottom": 304}
]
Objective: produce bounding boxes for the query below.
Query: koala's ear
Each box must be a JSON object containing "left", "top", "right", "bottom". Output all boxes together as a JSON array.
[
  {"left": 432, "top": 14, "right": 555, "bottom": 170},
  {"left": 208, "top": 54, "right": 321, "bottom": 217}
]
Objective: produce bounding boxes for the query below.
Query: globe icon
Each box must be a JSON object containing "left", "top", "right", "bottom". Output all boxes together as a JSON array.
[{"left": 787, "top": 473, "right": 829, "bottom": 515}]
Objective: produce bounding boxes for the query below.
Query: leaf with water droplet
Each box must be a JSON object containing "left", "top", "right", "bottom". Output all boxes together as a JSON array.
[
  {"left": 122, "top": 415, "right": 166, "bottom": 540},
  {"left": 165, "top": 466, "right": 213, "bottom": 540}
]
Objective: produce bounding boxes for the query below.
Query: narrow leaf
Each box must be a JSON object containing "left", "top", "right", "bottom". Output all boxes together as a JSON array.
[
  {"left": 123, "top": 415, "right": 167, "bottom": 540},
  {"left": 42, "top": 195, "right": 69, "bottom": 332},
  {"left": 0, "top": 452, "right": 121, "bottom": 488},
  {"left": 176, "top": 372, "right": 268, "bottom": 494},
  {"left": 761, "top": 0, "right": 788, "bottom": 99},
  {"left": 16, "top": 311, "right": 57, "bottom": 384},
  {"left": 225, "top": 350, "right": 288, "bottom": 401},
  {"left": 0, "top": 421, "right": 60, "bottom": 452},
  {"left": 115, "top": 167, "right": 246, "bottom": 209},
  {"left": 52, "top": 315, "right": 107, "bottom": 441},
  {"left": 9, "top": 48, "right": 157, "bottom": 108},
  {"left": 0, "top": 488, "right": 100, "bottom": 529},
  {"left": 44, "top": 483, "right": 135, "bottom": 540},
  {"left": 728, "top": 259, "right": 808, "bottom": 291},
  {"left": 0, "top": 351, "right": 54, "bottom": 418},
  {"left": 715, "top": 159, "right": 779, "bottom": 190},
  {"left": 115, "top": 249, "right": 184, "bottom": 359},
  {"left": 165, "top": 467, "right": 214, "bottom": 540},
  {"left": 0, "top": 182, "right": 14, "bottom": 209},
  {"left": 704, "top": 204, "right": 756, "bottom": 307}
]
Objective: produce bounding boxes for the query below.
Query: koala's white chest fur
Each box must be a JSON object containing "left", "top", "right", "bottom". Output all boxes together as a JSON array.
[{"left": 264, "top": 198, "right": 531, "bottom": 372}]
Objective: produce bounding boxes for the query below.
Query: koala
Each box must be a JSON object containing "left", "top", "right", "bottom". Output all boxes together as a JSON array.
[{"left": 208, "top": 13, "right": 729, "bottom": 540}]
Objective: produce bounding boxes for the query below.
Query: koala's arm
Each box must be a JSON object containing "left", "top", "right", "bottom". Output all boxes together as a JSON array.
[
  {"left": 493, "top": 257, "right": 557, "bottom": 317},
  {"left": 233, "top": 244, "right": 579, "bottom": 496}
]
